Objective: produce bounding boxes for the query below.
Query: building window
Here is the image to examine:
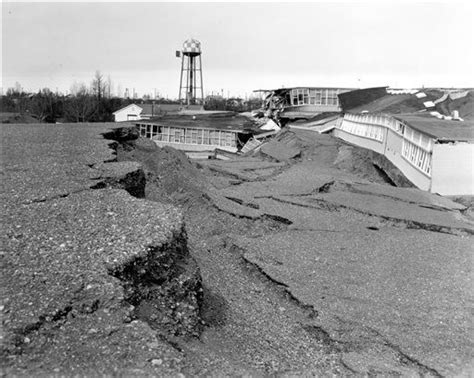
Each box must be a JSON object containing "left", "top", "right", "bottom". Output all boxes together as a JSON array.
[
  {"left": 339, "top": 117, "right": 384, "bottom": 142},
  {"left": 202, "top": 129, "right": 210, "bottom": 145},
  {"left": 315, "top": 90, "right": 322, "bottom": 105},
  {"left": 401, "top": 126, "right": 433, "bottom": 176},
  {"left": 197, "top": 129, "right": 203, "bottom": 144},
  {"left": 309, "top": 89, "right": 316, "bottom": 105}
]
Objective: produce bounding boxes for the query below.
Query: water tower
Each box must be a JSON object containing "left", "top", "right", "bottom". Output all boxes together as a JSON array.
[{"left": 178, "top": 38, "right": 204, "bottom": 106}]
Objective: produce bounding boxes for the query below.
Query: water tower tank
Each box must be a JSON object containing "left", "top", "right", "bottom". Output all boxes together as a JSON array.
[
  {"left": 178, "top": 38, "right": 204, "bottom": 106},
  {"left": 183, "top": 38, "right": 201, "bottom": 56}
]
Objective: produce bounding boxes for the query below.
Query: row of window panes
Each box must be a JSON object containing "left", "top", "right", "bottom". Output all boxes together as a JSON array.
[
  {"left": 344, "top": 113, "right": 405, "bottom": 134},
  {"left": 137, "top": 124, "right": 236, "bottom": 147},
  {"left": 290, "top": 89, "right": 340, "bottom": 106},
  {"left": 340, "top": 120, "right": 384, "bottom": 142},
  {"left": 402, "top": 139, "right": 432, "bottom": 175},
  {"left": 403, "top": 126, "right": 433, "bottom": 152}
]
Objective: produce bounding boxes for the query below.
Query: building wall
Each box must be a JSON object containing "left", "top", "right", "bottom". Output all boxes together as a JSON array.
[
  {"left": 333, "top": 128, "right": 386, "bottom": 155},
  {"left": 288, "top": 88, "right": 343, "bottom": 107},
  {"left": 282, "top": 104, "right": 341, "bottom": 113},
  {"left": 335, "top": 113, "right": 436, "bottom": 192},
  {"left": 335, "top": 127, "right": 433, "bottom": 191},
  {"left": 113, "top": 105, "right": 142, "bottom": 122},
  {"left": 431, "top": 143, "right": 474, "bottom": 195},
  {"left": 136, "top": 123, "right": 238, "bottom": 153},
  {"left": 153, "top": 140, "right": 238, "bottom": 153},
  {"left": 383, "top": 129, "right": 432, "bottom": 191}
]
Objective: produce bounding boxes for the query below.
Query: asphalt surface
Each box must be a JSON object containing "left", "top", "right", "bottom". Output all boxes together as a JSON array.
[{"left": 1, "top": 123, "right": 188, "bottom": 375}]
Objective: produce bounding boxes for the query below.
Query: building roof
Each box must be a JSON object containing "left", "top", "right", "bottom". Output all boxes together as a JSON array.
[
  {"left": 394, "top": 114, "right": 474, "bottom": 142},
  {"left": 349, "top": 94, "right": 414, "bottom": 113},
  {"left": 135, "top": 113, "right": 258, "bottom": 134},
  {"left": 254, "top": 87, "right": 354, "bottom": 93},
  {"left": 112, "top": 104, "right": 140, "bottom": 115},
  {"left": 338, "top": 87, "right": 389, "bottom": 112},
  {"left": 344, "top": 88, "right": 446, "bottom": 114},
  {"left": 139, "top": 103, "right": 182, "bottom": 115}
]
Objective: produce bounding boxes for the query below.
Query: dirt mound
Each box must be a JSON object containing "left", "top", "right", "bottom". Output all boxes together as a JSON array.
[
  {"left": 333, "top": 145, "right": 414, "bottom": 186},
  {"left": 116, "top": 137, "right": 209, "bottom": 206},
  {"left": 264, "top": 129, "right": 411, "bottom": 186}
]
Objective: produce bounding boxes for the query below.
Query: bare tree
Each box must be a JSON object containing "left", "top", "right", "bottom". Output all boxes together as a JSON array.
[
  {"left": 27, "top": 88, "right": 54, "bottom": 122},
  {"left": 65, "top": 82, "right": 96, "bottom": 122},
  {"left": 106, "top": 75, "right": 113, "bottom": 98},
  {"left": 91, "top": 70, "right": 106, "bottom": 102}
]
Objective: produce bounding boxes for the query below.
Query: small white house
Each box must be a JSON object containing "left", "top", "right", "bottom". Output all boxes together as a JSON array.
[
  {"left": 113, "top": 104, "right": 146, "bottom": 122},
  {"left": 113, "top": 103, "right": 183, "bottom": 122}
]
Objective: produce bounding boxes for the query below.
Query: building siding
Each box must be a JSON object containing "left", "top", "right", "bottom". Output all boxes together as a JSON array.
[
  {"left": 113, "top": 105, "right": 144, "bottom": 122},
  {"left": 384, "top": 129, "right": 432, "bottom": 191}
]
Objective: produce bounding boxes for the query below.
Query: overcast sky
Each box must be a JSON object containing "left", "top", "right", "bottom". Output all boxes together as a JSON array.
[{"left": 2, "top": 1, "right": 473, "bottom": 98}]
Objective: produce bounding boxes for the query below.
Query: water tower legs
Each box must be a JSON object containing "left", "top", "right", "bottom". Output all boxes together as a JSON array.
[{"left": 178, "top": 53, "right": 204, "bottom": 106}]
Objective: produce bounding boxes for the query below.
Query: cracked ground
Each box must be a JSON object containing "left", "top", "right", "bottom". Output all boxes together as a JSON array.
[
  {"left": 116, "top": 128, "right": 473, "bottom": 376},
  {"left": 2, "top": 123, "right": 472, "bottom": 375}
]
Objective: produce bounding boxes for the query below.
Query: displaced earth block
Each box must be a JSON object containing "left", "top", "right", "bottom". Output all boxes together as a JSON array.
[{"left": 1, "top": 123, "right": 473, "bottom": 376}]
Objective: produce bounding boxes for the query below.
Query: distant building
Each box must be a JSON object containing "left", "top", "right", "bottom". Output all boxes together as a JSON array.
[
  {"left": 334, "top": 112, "right": 474, "bottom": 195},
  {"left": 113, "top": 103, "right": 182, "bottom": 122}
]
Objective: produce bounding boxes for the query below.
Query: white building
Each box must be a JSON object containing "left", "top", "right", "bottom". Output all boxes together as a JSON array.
[
  {"left": 113, "top": 104, "right": 145, "bottom": 122},
  {"left": 113, "top": 103, "right": 182, "bottom": 122},
  {"left": 135, "top": 120, "right": 253, "bottom": 153},
  {"left": 333, "top": 113, "right": 474, "bottom": 195}
]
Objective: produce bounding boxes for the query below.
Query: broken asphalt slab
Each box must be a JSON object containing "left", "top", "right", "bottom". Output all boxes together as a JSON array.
[
  {"left": 237, "top": 228, "right": 472, "bottom": 375},
  {"left": 210, "top": 161, "right": 473, "bottom": 235},
  {"left": 1, "top": 123, "right": 194, "bottom": 375},
  {"left": 260, "top": 140, "right": 301, "bottom": 161}
]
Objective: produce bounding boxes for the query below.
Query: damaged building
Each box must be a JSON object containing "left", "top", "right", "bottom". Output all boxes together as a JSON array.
[
  {"left": 254, "top": 87, "right": 353, "bottom": 122},
  {"left": 332, "top": 88, "right": 474, "bottom": 196}
]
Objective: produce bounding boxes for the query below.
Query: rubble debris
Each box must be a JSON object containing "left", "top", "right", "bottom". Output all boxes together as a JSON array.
[
  {"left": 259, "top": 119, "right": 281, "bottom": 132},
  {"left": 241, "top": 137, "right": 262, "bottom": 154}
]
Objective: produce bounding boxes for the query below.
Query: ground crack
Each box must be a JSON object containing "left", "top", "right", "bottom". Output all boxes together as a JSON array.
[{"left": 239, "top": 248, "right": 317, "bottom": 319}]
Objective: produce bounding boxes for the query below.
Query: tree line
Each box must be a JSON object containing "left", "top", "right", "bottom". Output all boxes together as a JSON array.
[{"left": 1, "top": 71, "right": 263, "bottom": 123}]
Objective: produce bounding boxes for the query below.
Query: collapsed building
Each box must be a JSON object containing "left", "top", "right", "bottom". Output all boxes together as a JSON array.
[{"left": 254, "top": 87, "right": 353, "bottom": 123}]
